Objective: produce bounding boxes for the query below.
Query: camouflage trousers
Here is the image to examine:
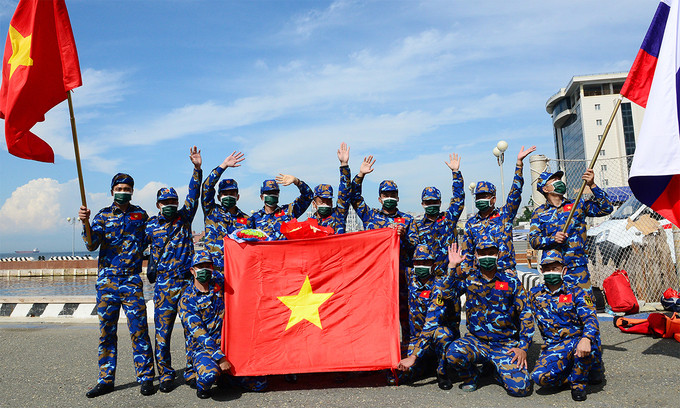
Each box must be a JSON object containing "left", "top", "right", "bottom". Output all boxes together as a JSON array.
[
  {"left": 95, "top": 274, "right": 155, "bottom": 385},
  {"left": 445, "top": 334, "right": 531, "bottom": 397},
  {"left": 531, "top": 336, "right": 603, "bottom": 392},
  {"left": 153, "top": 277, "right": 191, "bottom": 382},
  {"left": 188, "top": 349, "right": 268, "bottom": 392}
]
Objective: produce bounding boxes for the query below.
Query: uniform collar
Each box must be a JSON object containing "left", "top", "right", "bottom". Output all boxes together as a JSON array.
[{"left": 475, "top": 208, "right": 499, "bottom": 220}]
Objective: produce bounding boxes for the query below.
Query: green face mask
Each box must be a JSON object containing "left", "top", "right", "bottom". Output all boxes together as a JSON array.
[
  {"left": 382, "top": 198, "right": 398, "bottom": 210},
  {"left": 264, "top": 195, "right": 279, "bottom": 207},
  {"left": 543, "top": 272, "right": 563, "bottom": 286},
  {"left": 317, "top": 205, "right": 332, "bottom": 217},
  {"left": 113, "top": 192, "right": 132, "bottom": 205},
  {"left": 221, "top": 195, "right": 237, "bottom": 209},
  {"left": 195, "top": 268, "right": 212, "bottom": 284},
  {"left": 160, "top": 204, "right": 178, "bottom": 219},
  {"left": 475, "top": 199, "right": 491, "bottom": 212},
  {"left": 478, "top": 255, "right": 497, "bottom": 271},
  {"left": 414, "top": 266, "right": 431, "bottom": 279},
  {"left": 551, "top": 180, "right": 566, "bottom": 195},
  {"left": 424, "top": 205, "right": 440, "bottom": 216}
]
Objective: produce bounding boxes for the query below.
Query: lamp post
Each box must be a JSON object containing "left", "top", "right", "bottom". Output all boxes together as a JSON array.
[
  {"left": 492, "top": 140, "right": 508, "bottom": 205},
  {"left": 66, "top": 216, "right": 79, "bottom": 256}
]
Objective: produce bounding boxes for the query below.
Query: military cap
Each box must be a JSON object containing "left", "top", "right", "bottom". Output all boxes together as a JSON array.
[
  {"left": 314, "top": 184, "right": 334, "bottom": 198},
  {"left": 421, "top": 186, "right": 441, "bottom": 201},
  {"left": 156, "top": 187, "right": 178, "bottom": 201},
  {"left": 219, "top": 179, "right": 238, "bottom": 192},
  {"left": 111, "top": 173, "right": 134, "bottom": 189},
  {"left": 536, "top": 170, "right": 565, "bottom": 193},
  {"left": 540, "top": 249, "right": 564, "bottom": 266},
  {"left": 192, "top": 250, "right": 213, "bottom": 268},
  {"left": 413, "top": 244, "right": 435, "bottom": 260},
  {"left": 474, "top": 181, "right": 496, "bottom": 196},
  {"left": 260, "top": 179, "right": 280, "bottom": 194},
  {"left": 379, "top": 180, "right": 398, "bottom": 193}
]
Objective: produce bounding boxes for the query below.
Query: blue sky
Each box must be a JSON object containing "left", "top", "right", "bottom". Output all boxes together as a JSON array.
[{"left": 0, "top": 0, "right": 658, "bottom": 252}]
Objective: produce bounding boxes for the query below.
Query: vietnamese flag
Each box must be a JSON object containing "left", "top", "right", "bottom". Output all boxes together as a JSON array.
[
  {"left": 222, "top": 228, "right": 400, "bottom": 376},
  {"left": 0, "top": 0, "right": 82, "bottom": 163}
]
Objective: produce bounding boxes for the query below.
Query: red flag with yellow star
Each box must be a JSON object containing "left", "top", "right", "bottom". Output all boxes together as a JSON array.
[
  {"left": 0, "top": 0, "right": 81, "bottom": 163},
  {"left": 222, "top": 228, "right": 401, "bottom": 375}
]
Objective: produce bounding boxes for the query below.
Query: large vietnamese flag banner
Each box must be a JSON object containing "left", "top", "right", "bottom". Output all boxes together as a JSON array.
[
  {"left": 0, "top": 0, "right": 82, "bottom": 163},
  {"left": 222, "top": 228, "right": 400, "bottom": 376},
  {"left": 624, "top": 0, "right": 680, "bottom": 228}
]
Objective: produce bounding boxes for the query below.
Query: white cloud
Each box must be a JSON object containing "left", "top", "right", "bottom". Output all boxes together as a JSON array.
[{"left": 0, "top": 178, "right": 75, "bottom": 233}]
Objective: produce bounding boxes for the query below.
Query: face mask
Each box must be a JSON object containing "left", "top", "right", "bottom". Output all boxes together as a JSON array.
[
  {"left": 382, "top": 198, "right": 398, "bottom": 210},
  {"left": 317, "top": 205, "right": 332, "bottom": 217},
  {"left": 195, "top": 268, "right": 212, "bottom": 283},
  {"left": 414, "top": 266, "right": 431, "bottom": 279},
  {"left": 543, "top": 271, "right": 563, "bottom": 286},
  {"left": 221, "top": 195, "right": 237, "bottom": 209},
  {"left": 478, "top": 255, "right": 497, "bottom": 270},
  {"left": 113, "top": 192, "right": 132, "bottom": 205},
  {"left": 264, "top": 195, "right": 279, "bottom": 207},
  {"left": 424, "top": 205, "right": 440, "bottom": 216},
  {"left": 160, "top": 204, "right": 178, "bottom": 219},
  {"left": 551, "top": 180, "right": 566, "bottom": 195},
  {"left": 475, "top": 199, "right": 491, "bottom": 212}
]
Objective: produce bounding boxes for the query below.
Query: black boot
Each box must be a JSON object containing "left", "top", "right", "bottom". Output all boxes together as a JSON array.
[
  {"left": 197, "top": 388, "right": 211, "bottom": 399},
  {"left": 159, "top": 379, "right": 175, "bottom": 393},
  {"left": 140, "top": 380, "right": 155, "bottom": 396},
  {"left": 437, "top": 373, "right": 453, "bottom": 390},
  {"left": 85, "top": 382, "right": 114, "bottom": 398},
  {"left": 571, "top": 389, "right": 587, "bottom": 401}
]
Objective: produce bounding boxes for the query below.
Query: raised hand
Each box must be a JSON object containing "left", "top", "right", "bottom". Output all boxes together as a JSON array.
[
  {"left": 445, "top": 153, "right": 461, "bottom": 171},
  {"left": 337, "top": 142, "right": 350, "bottom": 166},
  {"left": 189, "top": 146, "right": 202, "bottom": 169},
  {"left": 276, "top": 173, "right": 299, "bottom": 186},
  {"left": 358, "top": 155, "right": 375, "bottom": 177},
  {"left": 517, "top": 145, "right": 537, "bottom": 163},
  {"left": 221, "top": 151, "right": 245, "bottom": 169},
  {"left": 448, "top": 242, "right": 463, "bottom": 268}
]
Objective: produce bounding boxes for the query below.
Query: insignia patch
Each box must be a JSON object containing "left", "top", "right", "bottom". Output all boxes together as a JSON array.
[
  {"left": 420, "top": 290, "right": 431, "bottom": 299},
  {"left": 275, "top": 210, "right": 285, "bottom": 217},
  {"left": 129, "top": 213, "right": 143, "bottom": 221},
  {"left": 558, "top": 294, "right": 573, "bottom": 303},
  {"left": 394, "top": 217, "right": 406, "bottom": 224},
  {"left": 435, "top": 294, "right": 444, "bottom": 306},
  {"left": 495, "top": 281, "right": 509, "bottom": 291},
  {"left": 584, "top": 294, "right": 593, "bottom": 306},
  {"left": 563, "top": 203, "right": 574, "bottom": 212},
  {"left": 490, "top": 213, "right": 501, "bottom": 219},
  {"left": 237, "top": 217, "right": 248, "bottom": 225}
]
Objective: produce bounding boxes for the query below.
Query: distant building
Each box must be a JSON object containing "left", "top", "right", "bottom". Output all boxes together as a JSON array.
[{"left": 545, "top": 72, "right": 645, "bottom": 200}]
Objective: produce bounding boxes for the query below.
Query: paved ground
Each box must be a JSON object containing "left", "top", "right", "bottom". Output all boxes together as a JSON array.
[{"left": 0, "top": 318, "right": 677, "bottom": 408}]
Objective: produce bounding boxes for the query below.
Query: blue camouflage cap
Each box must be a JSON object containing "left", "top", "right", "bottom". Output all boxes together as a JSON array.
[
  {"left": 474, "top": 181, "right": 496, "bottom": 196},
  {"left": 219, "top": 179, "right": 238, "bottom": 192},
  {"left": 476, "top": 235, "right": 500, "bottom": 251},
  {"left": 540, "top": 249, "right": 564, "bottom": 266},
  {"left": 314, "top": 184, "right": 334, "bottom": 198},
  {"left": 536, "top": 170, "right": 565, "bottom": 193},
  {"left": 156, "top": 187, "right": 178, "bottom": 201},
  {"left": 413, "top": 244, "right": 434, "bottom": 261},
  {"left": 111, "top": 173, "right": 134, "bottom": 189},
  {"left": 379, "top": 180, "right": 398, "bottom": 193},
  {"left": 260, "top": 179, "right": 280, "bottom": 194},
  {"left": 421, "top": 186, "right": 441, "bottom": 201},
  {"left": 192, "top": 250, "right": 213, "bottom": 268}
]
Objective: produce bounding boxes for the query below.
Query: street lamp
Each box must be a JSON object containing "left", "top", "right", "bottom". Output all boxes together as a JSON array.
[
  {"left": 492, "top": 140, "right": 508, "bottom": 205},
  {"left": 66, "top": 217, "right": 79, "bottom": 256}
]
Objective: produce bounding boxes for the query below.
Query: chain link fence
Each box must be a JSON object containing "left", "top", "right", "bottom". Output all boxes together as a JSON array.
[{"left": 528, "top": 154, "right": 679, "bottom": 303}]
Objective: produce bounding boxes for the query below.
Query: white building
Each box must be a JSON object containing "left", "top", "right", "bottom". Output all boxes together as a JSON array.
[{"left": 545, "top": 72, "right": 645, "bottom": 201}]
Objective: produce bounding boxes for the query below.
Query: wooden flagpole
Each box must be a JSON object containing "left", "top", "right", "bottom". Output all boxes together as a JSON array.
[
  {"left": 561, "top": 96, "right": 623, "bottom": 233},
  {"left": 67, "top": 91, "right": 92, "bottom": 246}
]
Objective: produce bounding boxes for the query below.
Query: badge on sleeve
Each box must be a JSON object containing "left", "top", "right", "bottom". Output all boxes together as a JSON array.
[
  {"left": 583, "top": 294, "right": 593, "bottom": 307},
  {"left": 558, "top": 294, "right": 573, "bottom": 303},
  {"left": 275, "top": 210, "right": 286, "bottom": 218},
  {"left": 420, "top": 290, "right": 431, "bottom": 299},
  {"left": 237, "top": 217, "right": 248, "bottom": 225},
  {"left": 394, "top": 217, "right": 406, "bottom": 224},
  {"left": 563, "top": 203, "right": 574, "bottom": 212},
  {"left": 129, "top": 213, "right": 143, "bottom": 221},
  {"left": 495, "top": 281, "right": 509, "bottom": 291},
  {"left": 435, "top": 294, "right": 444, "bottom": 306}
]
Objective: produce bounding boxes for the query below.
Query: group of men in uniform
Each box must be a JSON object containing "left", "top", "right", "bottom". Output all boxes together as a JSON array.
[{"left": 78, "top": 141, "right": 612, "bottom": 402}]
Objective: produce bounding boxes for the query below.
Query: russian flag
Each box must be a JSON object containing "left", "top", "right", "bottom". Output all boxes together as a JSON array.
[{"left": 625, "top": 0, "right": 680, "bottom": 228}]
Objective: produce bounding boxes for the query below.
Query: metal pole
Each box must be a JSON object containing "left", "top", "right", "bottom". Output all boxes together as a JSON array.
[
  {"left": 72, "top": 218, "right": 75, "bottom": 256},
  {"left": 498, "top": 154, "right": 505, "bottom": 205},
  {"left": 67, "top": 92, "right": 92, "bottom": 246},
  {"left": 561, "top": 97, "right": 622, "bottom": 233}
]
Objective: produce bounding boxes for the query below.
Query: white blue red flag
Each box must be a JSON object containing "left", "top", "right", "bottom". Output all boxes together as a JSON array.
[{"left": 625, "top": 0, "right": 680, "bottom": 228}]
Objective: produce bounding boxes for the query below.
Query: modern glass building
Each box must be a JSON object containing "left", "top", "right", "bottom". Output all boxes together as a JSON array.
[{"left": 545, "top": 72, "right": 645, "bottom": 200}]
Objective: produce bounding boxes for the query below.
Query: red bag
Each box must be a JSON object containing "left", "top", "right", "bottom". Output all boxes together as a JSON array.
[
  {"left": 603, "top": 269, "right": 639, "bottom": 314},
  {"left": 615, "top": 312, "right": 680, "bottom": 343}
]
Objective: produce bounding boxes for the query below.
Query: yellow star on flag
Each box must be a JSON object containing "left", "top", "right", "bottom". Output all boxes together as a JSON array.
[
  {"left": 7, "top": 25, "right": 33, "bottom": 78},
  {"left": 277, "top": 275, "right": 333, "bottom": 331}
]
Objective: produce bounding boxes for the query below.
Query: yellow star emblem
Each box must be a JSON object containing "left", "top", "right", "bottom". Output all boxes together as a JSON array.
[
  {"left": 7, "top": 25, "right": 33, "bottom": 78},
  {"left": 277, "top": 275, "right": 333, "bottom": 331}
]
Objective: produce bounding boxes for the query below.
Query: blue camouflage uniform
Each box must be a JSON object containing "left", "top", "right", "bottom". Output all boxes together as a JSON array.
[
  {"left": 179, "top": 251, "right": 267, "bottom": 393},
  {"left": 309, "top": 165, "right": 352, "bottom": 233},
  {"left": 145, "top": 166, "right": 201, "bottom": 384},
  {"left": 461, "top": 163, "right": 525, "bottom": 273},
  {"left": 529, "top": 171, "right": 613, "bottom": 297},
  {"left": 248, "top": 179, "right": 313, "bottom": 240},
  {"left": 441, "top": 239, "right": 535, "bottom": 396},
  {"left": 529, "top": 250, "right": 603, "bottom": 393},
  {"left": 351, "top": 178, "right": 414, "bottom": 344},
  {"left": 202, "top": 169, "right": 250, "bottom": 271},
  {"left": 84, "top": 173, "right": 154, "bottom": 386}
]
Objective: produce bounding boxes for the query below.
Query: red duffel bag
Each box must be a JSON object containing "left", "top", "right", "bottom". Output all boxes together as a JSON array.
[{"left": 603, "top": 269, "right": 639, "bottom": 314}]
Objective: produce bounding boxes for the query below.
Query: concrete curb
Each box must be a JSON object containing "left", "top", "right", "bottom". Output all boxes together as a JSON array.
[{"left": 0, "top": 297, "right": 155, "bottom": 321}]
